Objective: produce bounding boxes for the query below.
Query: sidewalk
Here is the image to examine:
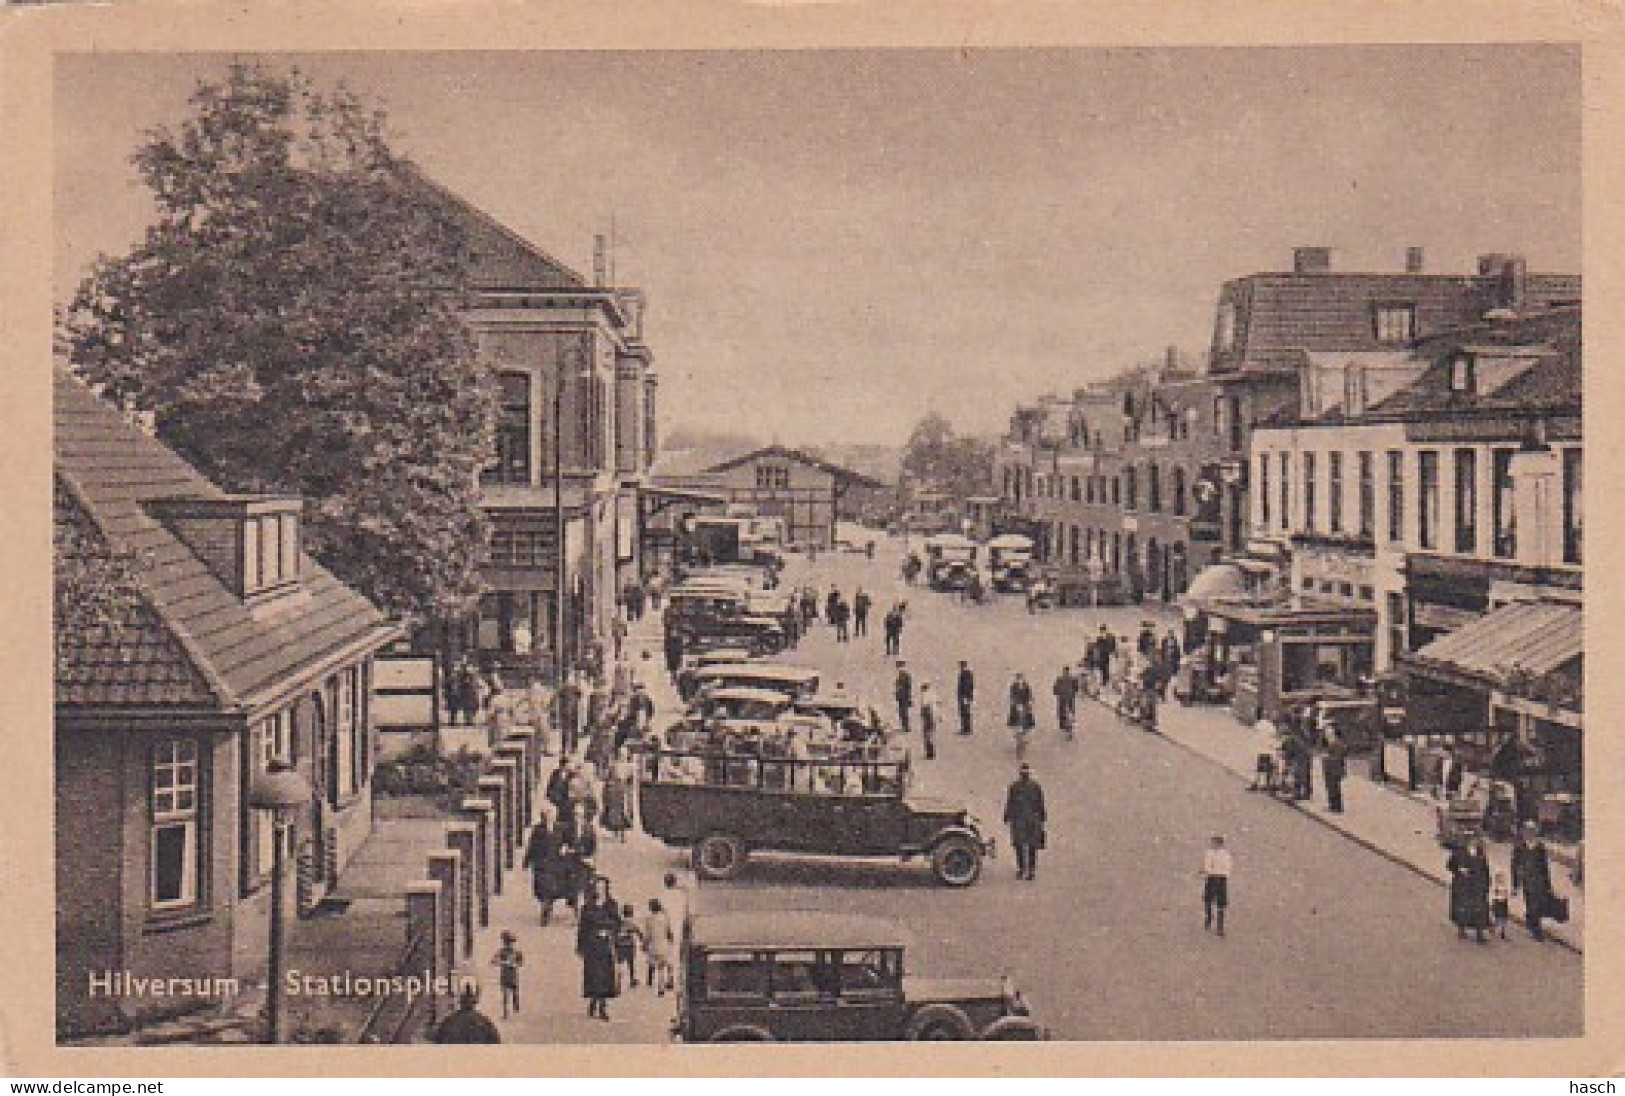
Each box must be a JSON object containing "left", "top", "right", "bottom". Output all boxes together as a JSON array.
[
  {"left": 458, "top": 608, "right": 693, "bottom": 1045},
  {"left": 1101, "top": 687, "right": 1584, "bottom": 952}
]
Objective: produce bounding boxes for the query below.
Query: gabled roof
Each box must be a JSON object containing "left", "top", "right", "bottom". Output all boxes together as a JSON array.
[
  {"left": 703, "top": 445, "right": 885, "bottom": 488},
  {"left": 54, "top": 370, "right": 399, "bottom": 715},
  {"left": 407, "top": 168, "right": 587, "bottom": 292}
]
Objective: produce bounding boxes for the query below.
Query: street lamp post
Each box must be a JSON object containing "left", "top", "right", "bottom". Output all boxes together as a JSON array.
[
  {"left": 553, "top": 353, "right": 568, "bottom": 687},
  {"left": 248, "top": 760, "right": 312, "bottom": 1045}
]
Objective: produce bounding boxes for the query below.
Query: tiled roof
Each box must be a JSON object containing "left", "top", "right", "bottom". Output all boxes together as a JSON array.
[
  {"left": 407, "top": 168, "right": 588, "bottom": 292},
  {"left": 1371, "top": 308, "right": 1579, "bottom": 417},
  {"left": 55, "top": 370, "right": 397, "bottom": 714},
  {"left": 703, "top": 445, "right": 885, "bottom": 488}
]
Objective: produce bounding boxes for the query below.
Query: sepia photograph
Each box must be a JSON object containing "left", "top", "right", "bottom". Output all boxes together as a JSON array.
[{"left": 31, "top": 30, "right": 1595, "bottom": 1063}]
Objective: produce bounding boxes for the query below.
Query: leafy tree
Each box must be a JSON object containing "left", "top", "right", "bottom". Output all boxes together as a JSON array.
[
  {"left": 59, "top": 64, "right": 493, "bottom": 626},
  {"left": 900, "top": 412, "right": 994, "bottom": 500},
  {"left": 54, "top": 482, "right": 149, "bottom": 671}
]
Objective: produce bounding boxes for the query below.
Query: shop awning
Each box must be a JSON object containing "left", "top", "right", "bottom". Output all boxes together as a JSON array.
[{"left": 1408, "top": 600, "right": 1581, "bottom": 686}]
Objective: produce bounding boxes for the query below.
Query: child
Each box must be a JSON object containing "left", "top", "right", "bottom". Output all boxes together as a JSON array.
[
  {"left": 491, "top": 930, "right": 524, "bottom": 1018},
  {"left": 644, "top": 898, "right": 675, "bottom": 995},
  {"left": 1490, "top": 871, "right": 1512, "bottom": 940},
  {"left": 616, "top": 903, "right": 645, "bottom": 989}
]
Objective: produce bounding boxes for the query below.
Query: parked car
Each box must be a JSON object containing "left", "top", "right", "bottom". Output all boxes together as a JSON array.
[
  {"left": 690, "top": 662, "right": 822, "bottom": 700},
  {"left": 640, "top": 747, "right": 993, "bottom": 887},
  {"left": 676, "top": 911, "right": 1047, "bottom": 1042},
  {"left": 665, "top": 588, "right": 786, "bottom": 655}
]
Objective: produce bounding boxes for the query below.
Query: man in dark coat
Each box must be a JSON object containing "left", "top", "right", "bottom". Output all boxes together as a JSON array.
[
  {"left": 432, "top": 986, "right": 502, "bottom": 1043},
  {"left": 956, "top": 661, "right": 976, "bottom": 736},
  {"left": 1052, "top": 666, "right": 1080, "bottom": 739},
  {"left": 1322, "top": 731, "right": 1348, "bottom": 813},
  {"left": 894, "top": 661, "right": 914, "bottom": 733},
  {"left": 853, "top": 588, "right": 872, "bottom": 637},
  {"left": 1003, "top": 764, "right": 1047, "bottom": 881},
  {"left": 1512, "top": 821, "right": 1557, "bottom": 941},
  {"left": 523, "top": 815, "right": 572, "bottom": 925}
]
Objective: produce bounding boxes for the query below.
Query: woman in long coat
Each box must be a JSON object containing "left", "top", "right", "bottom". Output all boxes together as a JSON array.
[
  {"left": 522, "top": 809, "right": 573, "bottom": 926},
  {"left": 1447, "top": 838, "right": 1493, "bottom": 942},
  {"left": 577, "top": 876, "right": 624, "bottom": 1020},
  {"left": 600, "top": 747, "right": 636, "bottom": 841}
]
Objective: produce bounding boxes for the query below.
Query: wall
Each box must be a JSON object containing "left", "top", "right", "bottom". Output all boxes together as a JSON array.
[{"left": 56, "top": 730, "right": 127, "bottom": 1036}]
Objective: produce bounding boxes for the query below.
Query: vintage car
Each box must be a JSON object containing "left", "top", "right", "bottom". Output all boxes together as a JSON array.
[
  {"left": 677, "top": 912, "right": 1047, "bottom": 1042},
  {"left": 665, "top": 588, "right": 786, "bottom": 655},
  {"left": 639, "top": 746, "right": 992, "bottom": 887},
  {"left": 692, "top": 686, "right": 798, "bottom": 723},
  {"left": 691, "top": 662, "right": 822, "bottom": 700},
  {"left": 985, "top": 533, "right": 1036, "bottom": 593},
  {"left": 923, "top": 534, "right": 979, "bottom": 592}
]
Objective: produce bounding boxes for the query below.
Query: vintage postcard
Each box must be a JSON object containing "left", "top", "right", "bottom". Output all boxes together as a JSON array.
[{"left": 2, "top": 0, "right": 1621, "bottom": 1078}]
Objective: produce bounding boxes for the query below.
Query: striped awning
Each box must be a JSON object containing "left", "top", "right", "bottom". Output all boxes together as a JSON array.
[{"left": 1410, "top": 600, "right": 1581, "bottom": 685}]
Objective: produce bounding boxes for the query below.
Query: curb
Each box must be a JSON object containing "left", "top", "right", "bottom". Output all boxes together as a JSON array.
[{"left": 1085, "top": 692, "right": 1583, "bottom": 956}]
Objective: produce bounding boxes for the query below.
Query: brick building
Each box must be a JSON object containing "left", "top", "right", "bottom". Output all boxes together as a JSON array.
[{"left": 54, "top": 370, "right": 400, "bottom": 1037}]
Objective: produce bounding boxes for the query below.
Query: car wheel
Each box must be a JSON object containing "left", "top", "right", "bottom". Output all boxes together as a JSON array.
[
  {"left": 709, "top": 1024, "right": 775, "bottom": 1042},
  {"left": 905, "top": 1003, "right": 977, "bottom": 1041},
  {"left": 693, "top": 832, "right": 748, "bottom": 880},
  {"left": 930, "top": 836, "right": 982, "bottom": 887},
  {"left": 980, "top": 1016, "right": 1047, "bottom": 1040}
]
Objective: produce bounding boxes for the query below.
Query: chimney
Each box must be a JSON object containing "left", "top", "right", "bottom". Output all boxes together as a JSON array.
[
  {"left": 1500, "top": 254, "right": 1528, "bottom": 312},
  {"left": 1477, "top": 252, "right": 1511, "bottom": 277},
  {"left": 1293, "top": 247, "right": 1332, "bottom": 274},
  {"left": 1165, "top": 345, "right": 1181, "bottom": 374},
  {"left": 1405, "top": 247, "right": 1425, "bottom": 274},
  {"left": 593, "top": 234, "right": 608, "bottom": 287}
]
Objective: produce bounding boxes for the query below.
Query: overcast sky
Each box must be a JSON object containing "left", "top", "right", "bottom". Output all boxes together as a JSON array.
[{"left": 55, "top": 47, "right": 1580, "bottom": 446}]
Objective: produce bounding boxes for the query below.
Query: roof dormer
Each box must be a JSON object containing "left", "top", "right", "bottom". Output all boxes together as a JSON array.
[{"left": 145, "top": 495, "right": 304, "bottom": 603}]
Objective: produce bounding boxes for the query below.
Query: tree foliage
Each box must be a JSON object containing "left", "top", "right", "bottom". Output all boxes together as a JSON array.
[
  {"left": 59, "top": 64, "right": 493, "bottom": 626},
  {"left": 54, "top": 482, "right": 149, "bottom": 669},
  {"left": 900, "top": 412, "right": 994, "bottom": 500}
]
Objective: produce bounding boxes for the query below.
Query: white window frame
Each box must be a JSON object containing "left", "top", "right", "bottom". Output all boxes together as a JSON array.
[{"left": 151, "top": 739, "right": 200, "bottom": 911}]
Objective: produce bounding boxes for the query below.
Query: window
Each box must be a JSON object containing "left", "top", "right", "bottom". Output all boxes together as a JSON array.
[
  {"left": 1173, "top": 467, "right": 1188, "bottom": 517},
  {"left": 1492, "top": 448, "right": 1516, "bottom": 558},
  {"left": 246, "top": 712, "right": 294, "bottom": 891},
  {"left": 279, "top": 514, "right": 299, "bottom": 580},
  {"left": 705, "top": 952, "right": 768, "bottom": 1000},
  {"left": 1279, "top": 453, "right": 1290, "bottom": 532},
  {"left": 1357, "top": 452, "right": 1375, "bottom": 538},
  {"left": 1227, "top": 396, "right": 1244, "bottom": 452},
  {"left": 1563, "top": 447, "right": 1582, "bottom": 565},
  {"left": 756, "top": 465, "right": 789, "bottom": 490},
  {"left": 771, "top": 950, "right": 831, "bottom": 1000},
  {"left": 1258, "top": 455, "right": 1270, "bottom": 528},
  {"left": 1454, "top": 449, "right": 1477, "bottom": 554},
  {"left": 1111, "top": 476, "right": 1121, "bottom": 506},
  {"left": 151, "top": 739, "right": 200, "bottom": 911},
  {"left": 1328, "top": 452, "right": 1343, "bottom": 534},
  {"left": 1212, "top": 396, "right": 1225, "bottom": 439},
  {"left": 1386, "top": 592, "right": 1408, "bottom": 664},
  {"left": 837, "top": 949, "right": 901, "bottom": 998},
  {"left": 1387, "top": 450, "right": 1405, "bottom": 543},
  {"left": 1125, "top": 467, "right": 1138, "bottom": 511},
  {"left": 1359, "top": 585, "right": 1374, "bottom": 602},
  {"left": 1449, "top": 354, "right": 1475, "bottom": 395},
  {"left": 1216, "top": 302, "right": 1239, "bottom": 352},
  {"left": 488, "top": 525, "right": 553, "bottom": 567},
  {"left": 1085, "top": 475, "right": 1096, "bottom": 504},
  {"left": 1070, "top": 476, "right": 1081, "bottom": 503},
  {"left": 334, "top": 668, "right": 358, "bottom": 800},
  {"left": 1419, "top": 450, "right": 1440, "bottom": 550},
  {"left": 484, "top": 372, "right": 533, "bottom": 486},
  {"left": 243, "top": 518, "right": 262, "bottom": 591},
  {"left": 1148, "top": 464, "right": 1162, "bottom": 512},
  {"left": 260, "top": 516, "right": 281, "bottom": 586},
  {"left": 1374, "top": 304, "right": 1417, "bottom": 343},
  {"left": 1303, "top": 452, "right": 1317, "bottom": 533}
]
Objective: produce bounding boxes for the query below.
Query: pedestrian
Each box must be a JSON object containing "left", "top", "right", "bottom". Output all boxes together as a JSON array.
[
  {"left": 894, "top": 660, "right": 914, "bottom": 733},
  {"left": 853, "top": 588, "right": 872, "bottom": 636},
  {"left": 832, "top": 596, "right": 851, "bottom": 643},
  {"left": 643, "top": 898, "right": 676, "bottom": 995},
  {"left": 1052, "top": 665, "right": 1080, "bottom": 739},
  {"left": 490, "top": 930, "right": 524, "bottom": 1018},
  {"left": 1490, "top": 871, "right": 1512, "bottom": 940},
  {"left": 1322, "top": 730, "right": 1348, "bottom": 813},
  {"left": 432, "top": 985, "right": 502, "bottom": 1044},
  {"left": 616, "top": 902, "right": 645, "bottom": 988},
  {"left": 664, "top": 629, "right": 685, "bottom": 684},
  {"left": 522, "top": 808, "right": 573, "bottom": 926},
  {"left": 1447, "top": 838, "right": 1493, "bottom": 943},
  {"left": 544, "top": 757, "right": 573, "bottom": 820},
  {"left": 561, "top": 801, "right": 599, "bottom": 918},
  {"left": 1512, "top": 821, "right": 1558, "bottom": 942},
  {"left": 1440, "top": 744, "right": 1464, "bottom": 800},
  {"left": 555, "top": 672, "right": 583, "bottom": 756},
  {"left": 1002, "top": 763, "right": 1047, "bottom": 881},
  {"left": 918, "top": 682, "right": 939, "bottom": 760},
  {"left": 1249, "top": 717, "right": 1279, "bottom": 792},
  {"left": 826, "top": 586, "right": 842, "bottom": 626},
  {"left": 1007, "top": 672, "right": 1036, "bottom": 756},
  {"left": 1137, "top": 621, "right": 1157, "bottom": 661},
  {"left": 956, "top": 660, "right": 976, "bottom": 736},
  {"left": 1200, "top": 835, "right": 1233, "bottom": 937},
  {"left": 1095, "top": 626, "right": 1117, "bottom": 689},
  {"left": 611, "top": 614, "right": 628, "bottom": 661},
  {"left": 577, "top": 877, "right": 623, "bottom": 1020},
  {"left": 625, "top": 581, "right": 646, "bottom": 622},
  {"left": 600, "top": 747, "right": 635, "bottom": 842}
]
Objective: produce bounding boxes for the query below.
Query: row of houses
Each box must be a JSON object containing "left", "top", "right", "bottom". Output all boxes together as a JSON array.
[
  {"left": 53, "top": 176, "right": 668, "bottom": 1038},
  {"left": 996, "top": 247, "right": 1582, "bottom": 816}
]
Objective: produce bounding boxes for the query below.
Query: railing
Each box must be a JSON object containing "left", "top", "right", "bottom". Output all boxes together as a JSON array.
[{"left": 356, "top": 922, "right": 436, "bottom": 1044}]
